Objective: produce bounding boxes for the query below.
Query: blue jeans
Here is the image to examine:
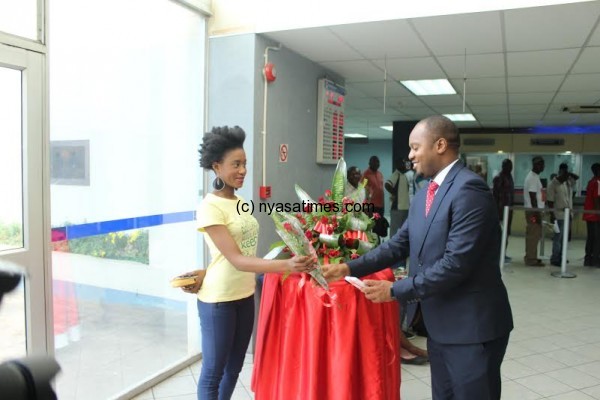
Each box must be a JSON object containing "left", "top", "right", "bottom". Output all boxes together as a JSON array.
[
  {"left": 197, "top": 295, "right": 254, "bottom": 400},
  {"left": 551, "top": 219, "right": 565, "bottom": 265}
]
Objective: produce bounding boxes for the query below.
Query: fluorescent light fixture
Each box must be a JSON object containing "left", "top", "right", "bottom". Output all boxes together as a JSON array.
[
  {"left": 564, "top": 151, "right": 572, "bottom": 154},
  {"left": 401, "top": 79, "right": 456, "bottom": 95},
  {"left": 497, "top": 150, "right": 504, "bottom": 154},
  {"left": 379, "top": 126, "right": 393, "bottom": 131},
  {"left": 344, "top": 133, "right": 368, "bottom": 139},
  {"left": 443, "top": 113, "right": 476, "bottom": 121}
]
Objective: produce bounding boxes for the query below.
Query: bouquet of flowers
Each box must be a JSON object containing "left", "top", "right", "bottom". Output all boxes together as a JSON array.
[{"left": 270, "top": 158, "right": 381, "bottom": 291}]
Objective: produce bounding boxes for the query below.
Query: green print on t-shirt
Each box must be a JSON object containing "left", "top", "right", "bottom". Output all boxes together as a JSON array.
[{"left": 239, "top": 216, "right": 258, "bottom": 256}]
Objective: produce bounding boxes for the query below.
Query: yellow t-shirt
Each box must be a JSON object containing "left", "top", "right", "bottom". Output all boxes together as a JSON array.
[{"left": 196, "top": 193, "right": 258, "bottom": 302}]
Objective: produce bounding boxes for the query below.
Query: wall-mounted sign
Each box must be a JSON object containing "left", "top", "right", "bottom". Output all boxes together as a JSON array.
[
  {"left": 316, "top": 78, "right": 345, "bottom": 164},
  {"left": 279, "top": 144, "right": 288, "bottom": 163}
]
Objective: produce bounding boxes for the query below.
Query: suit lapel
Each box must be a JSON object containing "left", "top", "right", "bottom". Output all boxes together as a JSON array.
[{"left": 416, "top": 161, "right": 465, "bottom": 257}]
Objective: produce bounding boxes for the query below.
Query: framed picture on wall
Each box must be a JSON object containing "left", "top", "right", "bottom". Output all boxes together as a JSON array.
[{"left": 50, "top": 140, "right": 90, "bottom": 186}]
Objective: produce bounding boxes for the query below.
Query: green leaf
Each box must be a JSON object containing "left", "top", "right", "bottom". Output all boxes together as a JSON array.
[
  {"left": 269, "top": 240, "right": 286, "bottom": 251},
  {"left": 294, "top": 184, "right": 316, "bottom": 205},
  {"left": 331, "top": 158, "right": 347, "bottom": 205}
]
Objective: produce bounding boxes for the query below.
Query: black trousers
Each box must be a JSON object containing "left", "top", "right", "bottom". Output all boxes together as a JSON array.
[
  {"left": 585, "top": 221, "right": 600, "bottom": 265},
  {"left": 427, "top": 333, "right": 510, "bottom": 400}
]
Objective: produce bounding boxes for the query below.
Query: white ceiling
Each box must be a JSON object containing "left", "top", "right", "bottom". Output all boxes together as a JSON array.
[{"left": 262, "top": 1, "right": 600, "bottom": 139}]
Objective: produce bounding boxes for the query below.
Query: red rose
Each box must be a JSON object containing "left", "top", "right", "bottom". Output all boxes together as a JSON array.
[
  {"left": 373, "top": 212, "right": 381, "bottom": 220},
  {"left": 321, "top": 216, "right": 329, "bottom": 224},
  {"left": 350, "top": 253, "right": 360, "bottom": 259},
  {"left": 325, "top": 189, "right": 332, "bottom": 197},
  {"left": 305, "top": 230, "right": 313, "bottom": 239},
  {"left": 283, "top": 222, "right": 293, "bottom": 231},
  {"left": 318, "top": 196, "right": 325, "bottom": 204}
]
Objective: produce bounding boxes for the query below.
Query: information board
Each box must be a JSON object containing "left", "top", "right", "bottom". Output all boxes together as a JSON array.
[{"left": 316, "top": 78, "right": 345, "bottom": 164}]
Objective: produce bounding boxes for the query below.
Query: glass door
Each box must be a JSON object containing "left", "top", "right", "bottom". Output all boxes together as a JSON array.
[{"left": 0, "top": 43, "right": 48, "bottom": 360}]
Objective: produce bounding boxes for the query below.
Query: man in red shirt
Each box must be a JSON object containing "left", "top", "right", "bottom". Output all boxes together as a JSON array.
[
  {"left": 583, "top": 163, "right": 600, "bottom": 267},
  {"left": 362, "top": 155, "right": 384, "bottom": 209},
  {"left": 362, "top": 156, "right": 385, "bottom": 237}
]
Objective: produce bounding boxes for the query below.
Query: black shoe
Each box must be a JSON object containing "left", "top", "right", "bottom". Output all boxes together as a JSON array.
[{"left": 401, "top": 355, "right": 429, "bottom": 365}]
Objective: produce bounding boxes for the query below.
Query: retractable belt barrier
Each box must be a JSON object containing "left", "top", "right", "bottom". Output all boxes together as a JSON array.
[{"left": 500, "top": 206, "right": 600, "bottom": 279}]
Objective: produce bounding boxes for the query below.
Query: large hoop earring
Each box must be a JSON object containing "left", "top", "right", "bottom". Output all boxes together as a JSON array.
[{"left": 212, "top": 177, "right": 225, "bottom": 191}]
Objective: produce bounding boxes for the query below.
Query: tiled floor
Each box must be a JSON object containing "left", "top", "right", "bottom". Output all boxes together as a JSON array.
[{"left": 139, "top": 237, "right": 600, "bottom": 399}]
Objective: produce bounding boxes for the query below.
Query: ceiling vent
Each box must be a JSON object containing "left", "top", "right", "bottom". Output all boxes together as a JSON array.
[{"left": 561, "top": 105, "right": 600, "bottom": 114}]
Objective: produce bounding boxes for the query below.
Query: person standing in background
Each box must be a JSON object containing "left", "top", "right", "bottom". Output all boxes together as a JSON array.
[
  {"left": 547, "top": 167, "right": 573, "bottom": 267},
  {"left": 492, "top": 159, "right": 514, "bottom": 263},
  {"left": 404, "top": 159, "right": 417, "bottom": 204},
  {"left": 361, "top": 156, "right": 384, "bottom": 217},
  {"left": 385, "top": 159, "right": 410, "bottom": 237},
  {"left": 583, "top": 163, "right": 600, "bottom": 267},
  {"left": 345, "top": 166, "right": 366, "bottom": 203},
  {"left": 523, "top": 156, "right": 545, "bottom": 267},
  {"left": 558, "top": 163, "right": 579, "bottom": 242}
]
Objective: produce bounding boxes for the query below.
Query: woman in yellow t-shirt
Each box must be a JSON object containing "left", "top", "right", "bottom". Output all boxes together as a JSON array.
[{"left": 181, "top": 126, "right": 313, "bottom": 400}]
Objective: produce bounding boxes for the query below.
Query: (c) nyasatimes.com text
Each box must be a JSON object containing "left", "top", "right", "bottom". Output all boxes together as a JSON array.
[{"left": 236, "top": 200, "right": 375, "bottom": 216}]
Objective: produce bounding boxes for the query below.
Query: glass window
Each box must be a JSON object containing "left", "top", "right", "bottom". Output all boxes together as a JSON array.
[
  {"left": 0, "top": 0, "right": 38, "bottom": 40},
  {"left": 0, "top": 67, "right": 24, "bottom": 251},
  {"left": 514, "top": 153, "right": 576, "bottom": 188},
  {"left": 49, "top": 0, "right": 205, "bottom": 398},
  {"left": 0, "top": 279, "right": 26, "bottom": 362},
  {"left": 462, "top": 152, "right": 509, "bottom": 187}
]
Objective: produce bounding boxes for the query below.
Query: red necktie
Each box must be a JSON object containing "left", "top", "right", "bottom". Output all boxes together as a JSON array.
[{"left": 425, "top": 181, "right": 439, "bottom": 216}]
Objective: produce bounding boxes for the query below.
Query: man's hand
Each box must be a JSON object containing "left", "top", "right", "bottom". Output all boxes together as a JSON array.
[
  {"left": 321, "top": 263, "right": 350, "bottom": 282},
  {"left": 362, "top": 279, "right": 394, "bottom": 303}
]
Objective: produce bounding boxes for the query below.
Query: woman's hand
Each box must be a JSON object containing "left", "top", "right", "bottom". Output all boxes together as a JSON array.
[
  {"left": 286, "top": 255, "right": 316, "bottom": 273},
  {"left": 181, "top": 269, "right": 206, "bottom": 294}
]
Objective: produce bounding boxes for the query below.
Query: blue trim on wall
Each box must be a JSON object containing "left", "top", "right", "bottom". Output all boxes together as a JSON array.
[
  {"left": 530, "top": 125, "right": 600, "bottom": 134},
  {"left": 52, "top": 211, "right": 196, "bottom": 241}
]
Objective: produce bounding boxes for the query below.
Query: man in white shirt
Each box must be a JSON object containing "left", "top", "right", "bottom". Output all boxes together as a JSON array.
[
  {"left": 385, "top": 159, "right": 410, "bottom": 238},
  {"left": 404, "top": 160, "right": 416, "bottom": 204},
  {"left": 547, "top": 167, "right": 573, "bottom": 266},
  {"left": 523, "top": 156, "right": 545, "bottom": 266}
]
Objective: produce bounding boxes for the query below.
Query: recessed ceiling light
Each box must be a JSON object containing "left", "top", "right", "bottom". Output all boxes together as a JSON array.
[
  {"left": 443, "top": 113, "right": 476, "bottom": 121},
  {"left": 379, "top": 126, "right": 393, "bottom": 131},
  {"left": 344, "top": 133, "right": 368, "bottom": 138},
  {"left": 401, "top": 79, "right": 456, "bottom": 96}
]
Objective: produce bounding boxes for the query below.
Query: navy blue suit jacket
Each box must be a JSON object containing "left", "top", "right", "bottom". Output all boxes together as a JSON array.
[{"left": 348, "top": 161, "right": 513, "bottom": 344}]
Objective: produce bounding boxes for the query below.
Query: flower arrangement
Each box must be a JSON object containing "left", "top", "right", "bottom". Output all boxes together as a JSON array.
[{"left": 270, "top": 158, "right": 381, "bottom": 290}]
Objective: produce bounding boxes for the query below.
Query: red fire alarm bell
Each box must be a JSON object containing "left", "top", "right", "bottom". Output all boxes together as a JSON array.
[
  {"left": 263, "top": 63, "right": 276, "bottom": 82},
  {"left": 259, "top": 185, "right": 271, "bottom": 199}
]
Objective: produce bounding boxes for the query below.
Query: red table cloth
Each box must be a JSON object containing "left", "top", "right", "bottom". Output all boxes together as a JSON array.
[{"left": 251, "top": 269, "right": 400, "bottom": 400}]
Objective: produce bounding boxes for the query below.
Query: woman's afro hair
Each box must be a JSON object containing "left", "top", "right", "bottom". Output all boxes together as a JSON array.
[{"left": 198, "top": 126, "right": 246, "bottom": 170}]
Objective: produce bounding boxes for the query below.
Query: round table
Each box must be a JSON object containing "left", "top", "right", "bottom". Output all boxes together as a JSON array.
[{"left": 251, "top": 269, "right": 400, "bottom": 400}]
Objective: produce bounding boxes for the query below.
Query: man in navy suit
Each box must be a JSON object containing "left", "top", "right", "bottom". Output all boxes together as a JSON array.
[{"left": 323, "top": 115, "right": 513, "bottom": 400}]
